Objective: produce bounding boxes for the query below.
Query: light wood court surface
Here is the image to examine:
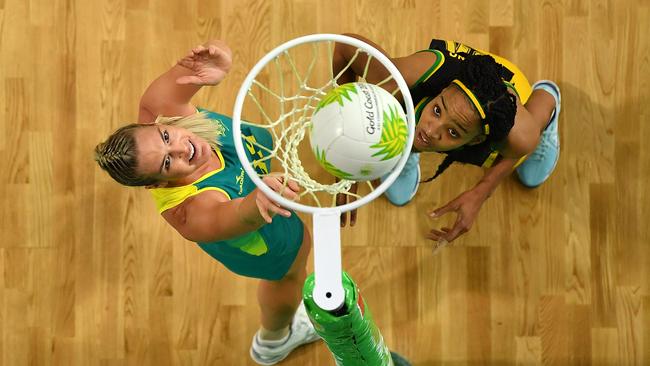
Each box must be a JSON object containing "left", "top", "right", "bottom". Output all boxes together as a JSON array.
[{"left": 1, "top": 0, "right": 648, "bottom": 365}]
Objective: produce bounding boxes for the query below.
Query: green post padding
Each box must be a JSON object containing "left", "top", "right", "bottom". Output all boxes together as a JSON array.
[{"left": 302, "top": 272, "right": 393, "bottom": 366}]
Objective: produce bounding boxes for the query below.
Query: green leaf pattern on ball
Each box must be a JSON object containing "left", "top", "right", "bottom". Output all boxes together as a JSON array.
[
  {"left": 314, "top": 84, "right": 358, "bottom": 113},
  {"left": 370, "top": 105, "right": 408, "bottom": 161},
  {"left": 359, "top": 167, "right": 373, "bottom": 177},
  {"left": 314, "top": 147, "right": 353, "bottom": 179}
]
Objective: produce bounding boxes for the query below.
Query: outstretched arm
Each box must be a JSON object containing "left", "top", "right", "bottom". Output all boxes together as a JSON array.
[
  {"left": 138, "top": 40, "right": 233, "bottom": 123},
  {"left": 162, "top": 176, "right": 301, "bottom": 243},
  {"left": 427, "top": 157, "right": 517, "bottom": 245},
  {"left": 426, "top": 75, "right": 542, "bottom": 245}
]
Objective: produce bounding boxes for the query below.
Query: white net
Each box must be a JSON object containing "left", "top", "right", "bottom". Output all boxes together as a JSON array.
[
  {"left": 238, "top": 39, "right": 402, "bottom": 208},
  {"left": 233, "top": 33, "right": 416, "bottom": 312}
]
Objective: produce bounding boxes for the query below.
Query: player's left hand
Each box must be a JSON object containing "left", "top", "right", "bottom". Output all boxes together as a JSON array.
[
  {"left": 176, "top": 40, "right": 233, "bottom": 86},
  {"left": 427, "top": 187, "right": 487, "bottom": 248},
  {"left": 255, "top": 175, "right": 301, "bottom": 223}
]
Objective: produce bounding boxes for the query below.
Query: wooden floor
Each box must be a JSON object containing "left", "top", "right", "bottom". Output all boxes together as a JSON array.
[{"left": 1, "top": 0, "right": 649, "bottom": 365}]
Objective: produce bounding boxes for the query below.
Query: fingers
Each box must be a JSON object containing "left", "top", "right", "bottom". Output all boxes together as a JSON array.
[
  {"left": 426, "top": 217, "right": 469, "bottom": 248},
  {"left": 207, "top": 44, "right": 227, "bottom": 58},
  {"left": 191, "top": 44, "right": 230, "bottom": 59},
  {"left": 427, "top": 200, "right": 461, "bottom": 252},
  {"left": 348, "top": 183, "right": 358, "bottom": 226},
  {"left": 285, "top": 179, "right": 301, "bottom": 196},
  {"left": 176, "top": 75, "right": 202, "bottom": 85},
  {"left": 430, "top": 200, "right": 456, "bottom": 218},
  {"left": 192, "top": 44, "right": 207, "bottom": 55},
  {"left": 333, "top": 177, "right": 348, "bottom": 227},
  {"left": 256, "top": 195, "right": 291, "bottom": 223},
  {"left": 427, "top": 226, "right": 451, "bottom": 255},
  {"left": 443, "top": 218, "right": 468, "bottom": 242},
  {"left": 426, "top": 227, "right": 450, "bottom": 241},
  {"left": 336, "top": 193, "right": 349, "bottom": 227},
  {"left": 256, "top": 175, "right": 303, "bottom": 224},
  {"left": 431, "top": 238, "right": 450, "bottom": 255},
  {"left": 184, "top": 43, "right": 229, "bottom": 63},
  {"left": 336, "top": 192, "right": 347, "bottom": 207},
  {"left": 336, "top": 182, "right": 359, "bottom": 227},
  {"left": 427, "top": 200, "right": 455, "bottom": 248},
  {"left": 264, "top": 175, "right": 300, "bottom": 201},
  {"left": 180, "top": 45, "right": 211, "bottom": 62},
  {"left": 256, "top": 200, "right": 274, "bottom": 223},
  {"left": 336, "top": 192, "right": 350, "bottom": 227},
  {"left": 275, "top": 184, "right": 299, "bottom": 201}
]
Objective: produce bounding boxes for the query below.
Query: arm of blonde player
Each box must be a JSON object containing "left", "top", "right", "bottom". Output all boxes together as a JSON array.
[
  {"left": 161, "top": 176, "right": 300, "bottom": 243},
  {"left": 137, "top": 40, "right": 233, "bottom": 123},
  {"left": 253, "top": 176, "right": 301, "bottom": 224}
]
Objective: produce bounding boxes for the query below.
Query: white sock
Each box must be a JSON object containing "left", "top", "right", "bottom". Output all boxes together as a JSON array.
[{"left": 257, "top": 327, "right": 291, "bottom": 346}]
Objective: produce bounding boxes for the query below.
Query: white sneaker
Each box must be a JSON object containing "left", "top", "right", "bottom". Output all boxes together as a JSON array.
[{"left": 250, "top": 302, "right": 321, "bottom": 365}]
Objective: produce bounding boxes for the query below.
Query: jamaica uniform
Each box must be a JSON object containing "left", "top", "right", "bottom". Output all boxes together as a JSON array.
[
  {"left": 149, "top": 109, "right": 304, "bottom": 281},
  {"left": 411, "top": 39, "right": 533, "bottom": 168}
]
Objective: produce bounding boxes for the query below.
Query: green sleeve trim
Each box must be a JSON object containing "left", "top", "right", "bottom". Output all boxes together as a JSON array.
[
  {"left": 504, "top": 80, "right": 520, "bottom": 99},
  {"left": 413, "top": 49, "right": 445, "bottom": 87}
]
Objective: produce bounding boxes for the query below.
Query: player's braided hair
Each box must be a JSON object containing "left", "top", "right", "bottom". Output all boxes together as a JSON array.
[
  {"left": 94, "top": 123, "right": 160, "bottom": 186},
  {"left": 423, "top": 54, "right": 517, "bottom": 182}
]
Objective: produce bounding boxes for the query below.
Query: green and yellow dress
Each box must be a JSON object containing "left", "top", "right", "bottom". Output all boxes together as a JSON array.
[{"left": 150, "top": 109, "right": 304, "bottom": 281}]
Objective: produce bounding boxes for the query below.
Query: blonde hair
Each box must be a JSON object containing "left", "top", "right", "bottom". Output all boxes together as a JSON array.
[
  {"left": 94, "top": 112, "right": 225, "bottom": 186},
  {"left": 155, "top": 112, "right": 224, "bottom": 151}
]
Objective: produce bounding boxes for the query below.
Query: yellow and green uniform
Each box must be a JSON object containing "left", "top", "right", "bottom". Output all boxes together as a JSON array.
[
  {"left": 149, "top": 109, "right": 304, "bottom": 281},
  {"left": 411, "top": 38, "right": 533, "bottom": 168}
]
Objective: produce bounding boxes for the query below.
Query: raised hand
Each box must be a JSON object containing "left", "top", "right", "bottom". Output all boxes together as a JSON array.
[
  {"left": 255, "top": 175, "right": 301, "bottom": 223},
  {"left": 176, "top": 40, "right": 233, "bottom": 86}
]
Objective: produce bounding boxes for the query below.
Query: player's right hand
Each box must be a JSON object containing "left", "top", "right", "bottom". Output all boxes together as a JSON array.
[{"left": 176, "top": 40, "right": 233, "bottom": 86}]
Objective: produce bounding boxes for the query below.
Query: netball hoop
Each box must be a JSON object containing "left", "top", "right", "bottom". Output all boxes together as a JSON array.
[{"left": 231, "top": 34, "right": 415, "bottom": 312}]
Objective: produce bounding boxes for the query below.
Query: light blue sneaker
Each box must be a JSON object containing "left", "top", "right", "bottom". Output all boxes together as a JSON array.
[
  {"left": 516, "top": 80, "right": 561, "bottom": 188},
  {"left": 381, "top": 152, "right": 420, "bottom": 206}
]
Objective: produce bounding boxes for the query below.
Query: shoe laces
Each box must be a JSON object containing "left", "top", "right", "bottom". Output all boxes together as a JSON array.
[
  {"left": 292, "top": 311, "right": 313, "bottom": 336},
  {"left": 530, "top": 129, "right": 558, "bottom": 161}
]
